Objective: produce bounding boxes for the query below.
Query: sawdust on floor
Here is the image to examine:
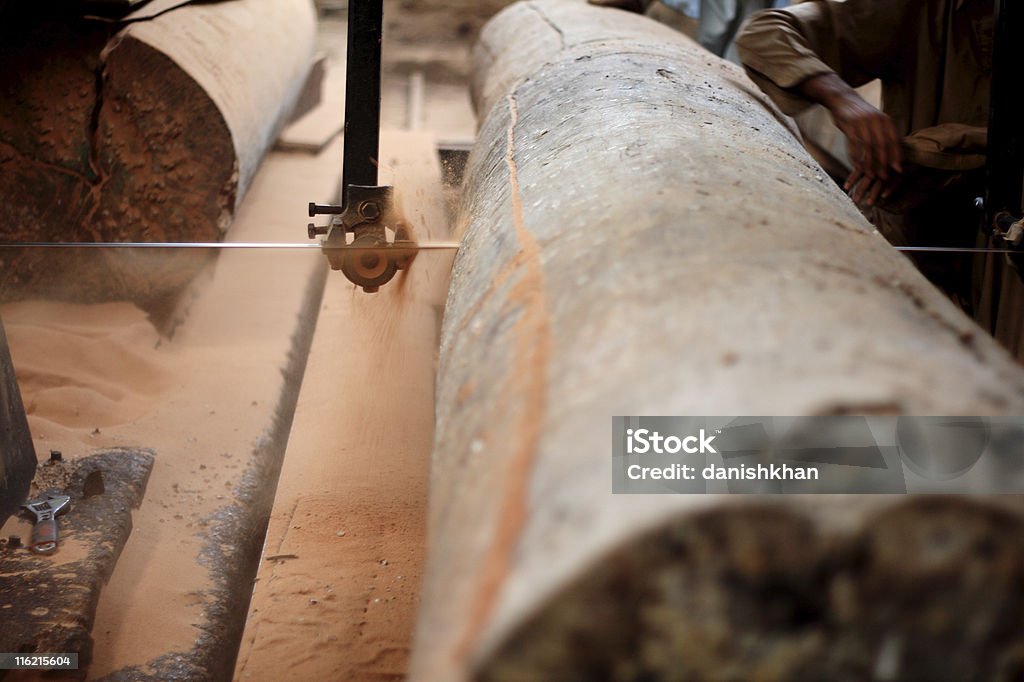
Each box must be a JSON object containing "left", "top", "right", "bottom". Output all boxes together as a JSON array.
[
  {"left": 1, "top": 301, "right": 173, "bottom": 449},
  {"left": 0, "top": 295, "right": 243, "bottom": 675},
  {"left": 1, "top": 142, "right": 338, "bottom": 677},
  {"left": 0, "top": 298, "right": 212, "bottom": 676}
]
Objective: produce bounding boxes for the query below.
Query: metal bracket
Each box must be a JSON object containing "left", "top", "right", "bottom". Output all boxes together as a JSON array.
[
  {"left": 308, "top": 185, "right": 415, "bottom": 293},
  {"left": 992, "top": 211, "right": 1024, "bottom": 247}
]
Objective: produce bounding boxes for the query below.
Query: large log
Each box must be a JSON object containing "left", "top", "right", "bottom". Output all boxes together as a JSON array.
[
  {"left": 0, "top": 0, "right": 315, "bottom": 309},
  {"left": 411, "top": 2, "right": 1024, "bottom": 680}
]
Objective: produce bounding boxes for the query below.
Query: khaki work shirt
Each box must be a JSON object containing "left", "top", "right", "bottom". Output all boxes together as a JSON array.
[
  {"left": 736, "top": 0, "right": 1024, "bottom": 360},
  {"left": 736, "top": 0, "right": 994, "bottom": 169}
]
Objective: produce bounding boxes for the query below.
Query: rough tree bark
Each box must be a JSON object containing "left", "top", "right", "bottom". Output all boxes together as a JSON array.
[
  {"left": 0, "top": 0, "right": 315, "bottom": 309},
  {"left": 411, "top": 2, "right": 1024, "bottom": 680}
]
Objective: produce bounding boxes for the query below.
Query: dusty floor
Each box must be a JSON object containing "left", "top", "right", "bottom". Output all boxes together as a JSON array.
[{"left": 3, "top": 145, "right": 334, "bottom": 676}]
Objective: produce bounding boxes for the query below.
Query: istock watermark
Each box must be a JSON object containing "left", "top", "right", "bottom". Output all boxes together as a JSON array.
[
  {"left": 625, "top": 428, "right": 718, "bottom": 455},
  {"left": 612, "top": 416, "right": 1024, "bottom": 494}
]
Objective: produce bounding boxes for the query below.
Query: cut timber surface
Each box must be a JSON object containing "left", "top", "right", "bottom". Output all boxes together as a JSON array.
[
  {"left": 234, "top": 131, "right": 454, "bottom": 682},
  {"left": 410, "top": 2, "right": 1024, "bottom": 681},
  {"left": 0, "top": 0, "right": 315, "bottom": 309}
]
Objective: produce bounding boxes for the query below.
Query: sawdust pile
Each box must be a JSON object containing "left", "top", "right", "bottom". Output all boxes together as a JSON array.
[
  {"left": 1, "top": 301, "right": 173, "bottom": 448},
  {"left": 1, "top": 293, "right": 274, "bottom": 676}
]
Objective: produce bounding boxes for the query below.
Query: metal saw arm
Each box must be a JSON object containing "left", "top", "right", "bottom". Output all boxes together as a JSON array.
[{"left": 307, "top": 0, "right": 414, "bottom": 292}]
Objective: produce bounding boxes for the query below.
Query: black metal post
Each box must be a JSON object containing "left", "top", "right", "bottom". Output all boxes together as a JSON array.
[
  {"left": 0, "top": 318, "right": 37, "bottom": 529},
  {"left": 342, "top": 0, "right": 384, "bottom": 194},
  {"left": 985, "top": 0, "right": 1024, "bottom": 230}
]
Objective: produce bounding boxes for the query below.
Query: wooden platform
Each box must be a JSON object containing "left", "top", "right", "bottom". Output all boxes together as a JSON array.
[{"left": 234, "top": 131, "right": 454, "bottom": 681}]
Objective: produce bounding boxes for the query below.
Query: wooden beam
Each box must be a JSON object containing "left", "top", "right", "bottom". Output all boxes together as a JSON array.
[{"left": 235, "top": 130, "right": 454, "bottom": 682}]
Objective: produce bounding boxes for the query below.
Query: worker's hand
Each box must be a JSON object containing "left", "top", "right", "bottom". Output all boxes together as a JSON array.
[
  {"left": 831, "top": 94, "right": 903, "bottom": 184},
  {"left": 800, "top": 73, "right": 904, "bottom": 194},
  {"left": 838, "top": 94, "right": 904, "bottom": 207},
  {"left": 844, "top": 168, "right": 903, "bottom": 208},
  {"left": 587, "top": 0, "right": 646, "bottom": 12}
]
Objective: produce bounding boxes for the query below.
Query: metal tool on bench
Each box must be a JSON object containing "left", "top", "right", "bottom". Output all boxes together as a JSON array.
[
  {"left": 306, "top": 0, "right": 416, "bottom": 293},
  {"left": 22, "top": 493, "right": 71, "bottom": 555}
]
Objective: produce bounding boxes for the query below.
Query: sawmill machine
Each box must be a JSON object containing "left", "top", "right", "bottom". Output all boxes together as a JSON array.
[{"left": 305, "top": 0, "right": 418, "bottom": 293}]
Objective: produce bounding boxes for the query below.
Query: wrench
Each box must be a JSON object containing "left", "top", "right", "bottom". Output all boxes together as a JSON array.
[{"left": 22, "top": 493, "right": 71, "bottom": 555}]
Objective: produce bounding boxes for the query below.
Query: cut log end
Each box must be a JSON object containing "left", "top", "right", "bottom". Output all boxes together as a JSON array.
[
  {"left": 0, "top": 0, "right": 315, "bottom": 310},
  {"left": 480, "top": 499, "right": 1024, "bottom": 682},
  {"left": 0, "top": 29, "right": 233, "bottom": 308}
]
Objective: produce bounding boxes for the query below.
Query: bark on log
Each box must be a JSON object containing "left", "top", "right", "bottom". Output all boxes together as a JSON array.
[
  {"left": 0, "top": 0, "right": 315, "bottom": 309},
  {"left": 411, "top": 2, "right": 1024, "bottom": 680}
]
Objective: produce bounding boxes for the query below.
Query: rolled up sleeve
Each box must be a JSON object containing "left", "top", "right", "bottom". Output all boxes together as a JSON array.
[{"left": 736, "top": 0, "right": 912, "bottom": 116}]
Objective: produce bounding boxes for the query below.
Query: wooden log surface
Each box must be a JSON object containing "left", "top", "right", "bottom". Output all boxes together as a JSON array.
[
  {"left": 0, "top": 0, "right": 315, "bottom": 309},
  {"left": 410, "top": 2, "right": 1024, "bottom": 680}
]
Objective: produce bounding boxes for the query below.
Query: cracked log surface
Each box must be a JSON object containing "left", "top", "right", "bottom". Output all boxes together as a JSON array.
[
  {"left": 0, "top": 0, "right": 314, "bottom": 309},
  {"left": 410, "top": 2, "right": 1024, "bottom": 680}
]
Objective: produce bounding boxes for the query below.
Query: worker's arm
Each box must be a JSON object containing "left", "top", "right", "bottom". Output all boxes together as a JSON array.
[{"left": 736, "top": 1, "right": 915, "bottom": 205}]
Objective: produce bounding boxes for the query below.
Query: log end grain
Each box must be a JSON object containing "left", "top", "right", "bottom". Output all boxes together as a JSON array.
[
  {"left": 480, "top": 499, "right": 1024, "bottom": 682},
  {"left": 0, "top": 0, "right": 315, "bottom": 311},
  {"left": 0, "top": 26, "right": 233, "bottom": 310}
]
